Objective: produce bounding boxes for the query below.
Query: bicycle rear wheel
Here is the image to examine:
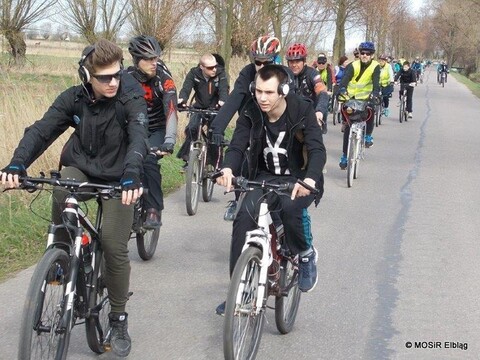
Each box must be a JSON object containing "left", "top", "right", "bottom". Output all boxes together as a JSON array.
[
  {"left": 332, "top": 98, "right": 338, "bottom": 125},
  {"left": 185, "top": 148, "right": 202, "bottom": 215},
  {"left": 224, "top": 246, "right": 266, "bottom": 360},
  {"left": 85, "top": 248, "right": 110, "bottom": 353},
  {"left": 399, "top": 98, "right": 404, "bottom": 123},
  {"left": 202, "top": 164, "right": 215, "bottom": 202},
  {"left": 18, "top": 248, "right": 71, "bottom": 360},
  {"left": 347, "top": 135, "right": 356, "bottom": 188},
  {"left": 275, "top": 257, "right": 301, "bottom": 334}
]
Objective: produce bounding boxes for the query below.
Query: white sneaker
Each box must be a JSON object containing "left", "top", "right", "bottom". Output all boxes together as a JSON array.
[{"left": 408, "top": 112, "right": 413, "bottom": 118}]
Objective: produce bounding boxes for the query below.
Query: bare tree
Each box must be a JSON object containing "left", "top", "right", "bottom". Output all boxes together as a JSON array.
[
  {"left": 60, "top": 0, "right": 130, "bottom": 43},
  {"left": 0, "top": 0, "right": 56, "bottom": 64},
  {"left": 129, "top": 0, "right": 197, "bottom": 50}
]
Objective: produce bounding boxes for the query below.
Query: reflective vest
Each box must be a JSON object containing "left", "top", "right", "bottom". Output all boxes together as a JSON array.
[
  {"left": 379, "top": 65, "right": 390, "bottom": 87},
  {"left": 347, "top": 60, "right": 379, "bottom": 100}
]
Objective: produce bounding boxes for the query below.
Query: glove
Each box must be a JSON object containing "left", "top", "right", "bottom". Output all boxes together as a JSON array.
[
  {"left": 120, "top": 172, "right": 142, "bottom": 192},
  {"left": 369, "top": 94, "right": 381, "bottom": 105},
  {"left": 211, "top": 132, "right": 224, "bottom": 146},
  {"left": 158, "top": 142, "right": 174, "bottom": 154},
  {"left": 1, "top": 162, "right": 27, "bottom": 177}
]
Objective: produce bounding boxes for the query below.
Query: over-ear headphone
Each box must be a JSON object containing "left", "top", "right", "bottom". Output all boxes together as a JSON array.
[
  {"left": 78, "top": 45, "right": 95, "bottom": 83},
  {"left": 249, "top": 65, "right": 290, "bottom": 97}
]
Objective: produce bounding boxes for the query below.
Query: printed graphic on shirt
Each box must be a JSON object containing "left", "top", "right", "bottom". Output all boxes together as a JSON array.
[{"left": 263, "top": 127, "right": 290, "bottom": 175}]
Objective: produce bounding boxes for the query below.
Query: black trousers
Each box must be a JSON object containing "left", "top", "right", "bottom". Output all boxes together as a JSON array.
[
  {"left": 144, "top": 128, "right": 165, "bottom": 211},
  {"left": 399, "top": 84, "right": 414, "bottom": 113},
  {"left": 229, "top": 173, "right": 315, "bottom": 276}
]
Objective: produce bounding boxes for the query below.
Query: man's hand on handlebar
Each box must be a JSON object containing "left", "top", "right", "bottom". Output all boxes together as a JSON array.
[
  {"left": 291, "top": 178, "right": 316, "bottom": 200},
  {"left": 216, "top": 168, "right": 234, "bottom": 192},
  {"left": 0, "top": 163, "right": 26, "bottom": 189}
]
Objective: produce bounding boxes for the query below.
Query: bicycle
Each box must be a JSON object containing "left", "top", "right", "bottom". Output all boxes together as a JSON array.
[
  {"left": 397, "top": 82, "right": 416, "bottom": 123},
  {"left": 341, "top": 99, "right": 373, "bottom": 188},
  {"left": 374, "top": 95, "right": 384, "bottom": 127},
  {"left": 178, "top": 107, "right": 225, "bottom": 216},
  {"left": 439, "top": 71, "right": 447, "bottom": 87},
  {"left": 331, "top": 93, "right": 342, "bottom": 126},
  {"left": 222, "top": 176, "right": 319, "bottom": 360},
  {"left": 13, "top": 172, "right": 122, "bottom": 359}
]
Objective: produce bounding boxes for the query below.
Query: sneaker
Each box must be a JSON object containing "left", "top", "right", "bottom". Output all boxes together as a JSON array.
[
  {"left": 107, "top": 312, "right": 131, "bottom": 357},
  {"left": 215, "top": 301, "right": 226, "bottom": 316},
  {"left": 408, "top": 112, "right": 413, "bottom": 118},
  {"left": 365, "top": 134, "right": 373, "bottom": 148},
  {"left": 224, "top": 200, "right": 237, "bottom": 221},
  {"left": 143, "top": 208, "right": 161, "bottom": 230},
  {"left": 298, "top": 248, "right": 318, "bottom": 292},
  {"left": 339, "top": 155, "right": 347, "bottom": 170},
  {"left": 383, "top": 108, "right": 390, "bottom": 117},
  {"left": 180, "top": 161, "right": 188, "bottom": 173}
]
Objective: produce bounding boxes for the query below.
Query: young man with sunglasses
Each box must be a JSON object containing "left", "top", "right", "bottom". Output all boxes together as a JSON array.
[
  {"left": 1, "top": 38, "right": 148, "bottom": 357},
  {"left": 314, "top": 53, "right": 334, "bottom": 134},
  {"left": 127, "top": 35, "right": 179, "bottom": 229},
  {"left": 176, "top": 53, "right": 229, "bottom": 168},
  {"left": 209, "top": 35, "right": 294, "bottom": 222},
  {"left": 336, "top": 41, "right": 380, "bottom": 170}
]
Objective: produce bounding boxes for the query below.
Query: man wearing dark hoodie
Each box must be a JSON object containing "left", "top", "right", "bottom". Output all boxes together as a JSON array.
[{"left": 176, "top": 53, "right": 229, "bottom": 167}]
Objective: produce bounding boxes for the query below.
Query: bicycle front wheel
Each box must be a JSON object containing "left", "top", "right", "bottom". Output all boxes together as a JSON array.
[
  {"left": 353, "top": 138, "right": 361, "bottom": 179},
  {"left": 85, "top": 249, "right": 111, "bottom": 353},
  {"left": 275, "top": 257, "right": 302, "bottom": 334},
  {"left": 347, "top": 135, "right": 356, "bottom": 188},
  {"left": 18, "top": 248, "right": 71, "bottom": 360},
  {"left": 185, "top": 148, "right": 202, "bottom": 215},
  {"left": 224, "top": 247, "right": 266, "bottom": 360},
  {"left": 399, "top": 98, "right": 404, "bottom": 123},
  {"left": 202, "top": 164, "right": 215, "bottom": 202}
]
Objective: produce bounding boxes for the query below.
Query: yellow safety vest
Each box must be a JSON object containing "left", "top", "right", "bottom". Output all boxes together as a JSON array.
[
  {"left": 347, "top": 60, "right": 379, "bottom": 100},
  {"left": 380, "top": 65, "right": 390, "bottom": 87},
  {"left": 319, "top": 68, "right": 328, "bottom": 83}
]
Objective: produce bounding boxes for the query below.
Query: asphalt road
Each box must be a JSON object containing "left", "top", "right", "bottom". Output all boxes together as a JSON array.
[{"left": 1, "top": 68, "right": 479, "bottom": 360}]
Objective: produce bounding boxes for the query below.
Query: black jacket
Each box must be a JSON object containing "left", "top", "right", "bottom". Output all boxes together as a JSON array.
[
  {"left": 224, "top": 93, "right": 326, "bottom": 196},
  {"left": 178, "top": 66, "right": 228, "bottom": 109},
  {"left": 395, "top": 68, "right": 417, "bottom": 83},
  {"left": 9, "top": 72, "right": 148, "bottom": 182},
  {"left": 293, "top": 65, "right": 329, "bottom": 114}
]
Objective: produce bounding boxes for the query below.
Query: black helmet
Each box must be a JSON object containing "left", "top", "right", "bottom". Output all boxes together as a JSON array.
[{"left": 128, "top": 35, "right": 162, "bottom": 60}]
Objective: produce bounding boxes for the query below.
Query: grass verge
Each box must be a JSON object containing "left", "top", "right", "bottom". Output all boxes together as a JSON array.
[{"left": 451, "top": 72, "right": 480, "bottom": 99}]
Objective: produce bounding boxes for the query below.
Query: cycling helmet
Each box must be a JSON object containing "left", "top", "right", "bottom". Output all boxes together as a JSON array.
[
  {"left": 250, "top": 35, "right": 281, "bottom": 61},
  {"left": 358, "top": 41, "right": 375, "bottom": 53},
  {"left": 285, "top": 43, "right": 307, "bottom": 61},
  {"left": 128, "top": 35, "right": 162, "bottom": 60}
]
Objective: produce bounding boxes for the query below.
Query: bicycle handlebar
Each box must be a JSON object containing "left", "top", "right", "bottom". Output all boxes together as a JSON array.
[
  {"left": 177, "top": 106, "right": 219, "bottom": 116},
  {"left": 229, "top": 176, "right": 320, "bottom": 196},
  {"left": 14, "top": 173, "right": 122, "bottom": 197}
]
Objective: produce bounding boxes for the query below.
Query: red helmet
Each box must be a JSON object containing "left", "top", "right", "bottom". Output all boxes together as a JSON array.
[
  {"left": 250, "top": 35, "right": 281, "bottom": 61},
  {"left": 285, "top": 43, "right": 307, "bottom": 61}
]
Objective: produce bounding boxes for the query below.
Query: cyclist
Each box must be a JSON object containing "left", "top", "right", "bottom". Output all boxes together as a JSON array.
[
  {"left": 176, "top": 53, "right": 229, "bottom": 169},
  {"left": 394, "top": 61, "right": 417, "bottom": 119},
  {"left": 209, "top": 35, "right": 293, "bottom": 221},
  {"left": 335, "top": 55, "right": 349, "bottom": 85},
  {"left": 314, "top": 52, "right": 334, "bottom": 133},
  {"left": 336, "top": 41, "right": 380, "bottom": 169},
  {"left": 378, "top": 54, "right": 394, "bottom": 117},
  {"left": 0, "top": 38, "right": 148, "bottom": 357},
  {"left": 437, "top": 60, "right": 449, "bottom": 84},
  {"left": 285, "top": 43, "right": 329, "bottom": 132},
  {"left": 353, "top": 48, "right": 360, "bottom": 60},
  {"left": 411, "top": 57, "right": 422, "bottom": 82},
  {"left": 215, "top": 64, "right": 326, "bottom": 314},
  {"left": 127, "top": 35, "right": 178, "bottom": 230}
]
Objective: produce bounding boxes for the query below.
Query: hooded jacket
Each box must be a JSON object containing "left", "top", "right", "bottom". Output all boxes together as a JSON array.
[
  {"left": 223, "top": 93, "right": 326, "bottom": 197},
  {"left": 9, "top": 72, "right": 148, "bottom": 182}
]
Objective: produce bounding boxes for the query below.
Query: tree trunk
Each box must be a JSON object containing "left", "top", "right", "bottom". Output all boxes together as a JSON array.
[
  {"left": 5, "top": 30, "right": 27, "bottom": 66},
  {"left": 332, "top": 0, "right": 347, "bottom": 64}
]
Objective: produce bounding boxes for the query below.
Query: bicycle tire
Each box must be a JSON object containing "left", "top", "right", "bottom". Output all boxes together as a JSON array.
[
  {"left": 224, "top": 246, "right": 266, "bottom": 360},
  {"left": 347, "top": 135, "right": 356, "bottom": 188},
  {"left": 442, "top": 76, "right": 445, "bottom": 88},
  {"left": 353, "top": 137, "right": 361, "bottom": 180},
  {"left": 185, "top": 148, "right": 201, "bottom": 216},
  {"left": 332, "top": 98, "right": 338, "bottom": 125},
  {"left": 136, "top": 226, "right": 160, "bottom": 260},
  {"left": 202, "top": 164, "right": 215, "bottom": 202},
  {"left": 399, "top": 97, "right": 404, "bottom": 123},
  {"left": 85, "top": 248, "right": 110, "bottom": 353},
  {"left": 274, "top": 257, "right": 302, "bottom": 334},
  {"left": 18, "top": 248, "right": 71, "bottom": 360}
]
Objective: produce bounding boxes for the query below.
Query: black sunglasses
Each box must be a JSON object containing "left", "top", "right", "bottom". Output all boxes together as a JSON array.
[
  {"left": 360, "top": 51, "right": 372, "bottom": 56},
  {"left": 92, "top": 70, "right": 122, "bottom": 84},
  {"left": 254, "top": 60, "right": 273, "bottom": 66},
  {"left": 203, "top": 64, "right": 217, "bottom": 70}
]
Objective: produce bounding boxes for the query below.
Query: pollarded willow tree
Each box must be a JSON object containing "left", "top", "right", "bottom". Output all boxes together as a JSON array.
[{"left": 0, "top": 0, "right": 56, "bottom": 64}]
